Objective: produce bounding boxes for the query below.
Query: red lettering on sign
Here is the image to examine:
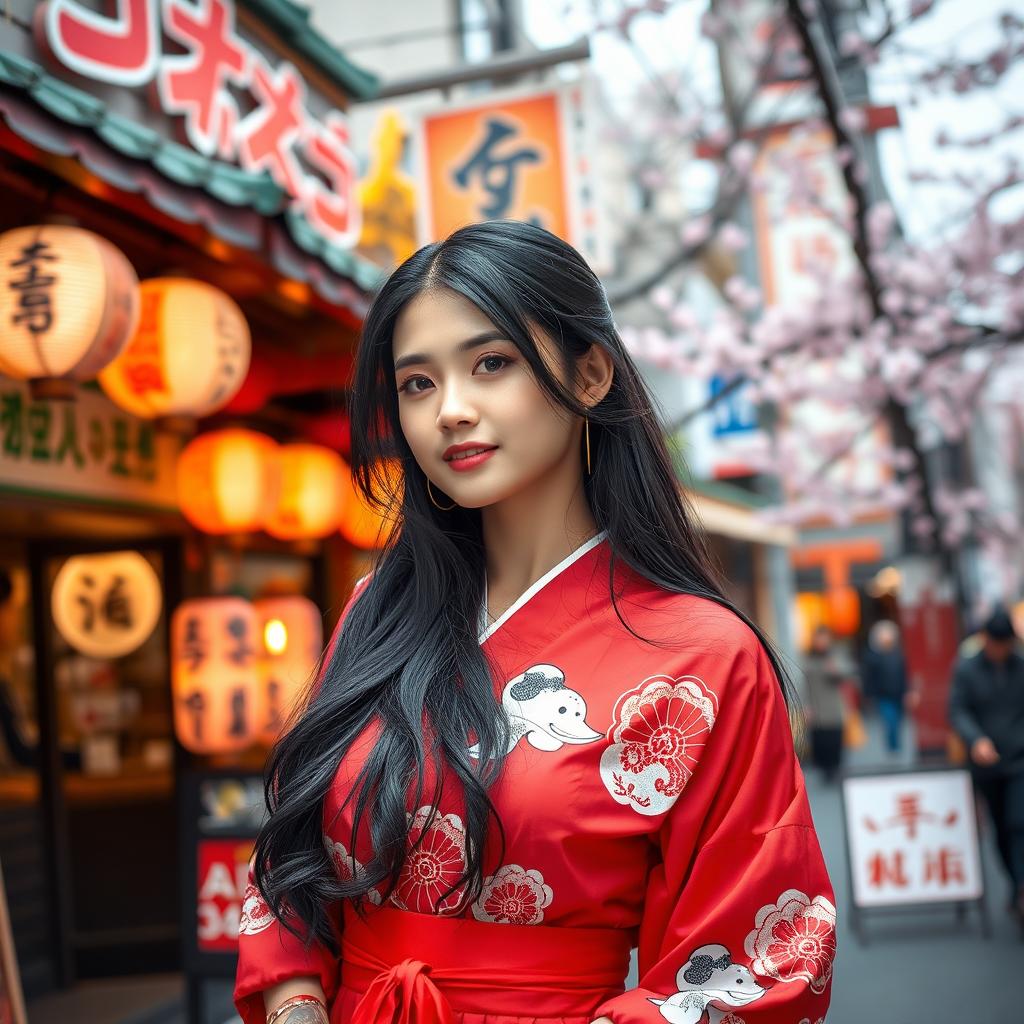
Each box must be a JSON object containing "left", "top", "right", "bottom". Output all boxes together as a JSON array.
[
  {"left": 302, "top": 113, "right": 362, "bottom": 245},
  {"left": 923, "top": 846, "right": 966, "bottom": 887},
  {"left": 159, "top": 0, "right": 249, "bottom": 160},
  {"left": 38, "top": 0, "right": 159, "bottom": 87},
  {"left": 867, "top": 850, "right": 909, "bottom": 889},
  {"left": 237, "top": 57, "right": 307, "bottom": 197}
]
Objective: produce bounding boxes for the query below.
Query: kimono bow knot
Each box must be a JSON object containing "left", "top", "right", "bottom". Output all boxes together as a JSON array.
[{"left": 350, "top": 957, "right": 456, "bottom": 1024}]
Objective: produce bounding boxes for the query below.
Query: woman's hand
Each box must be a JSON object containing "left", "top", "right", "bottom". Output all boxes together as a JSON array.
[{"left": 590, "top": 1018, "right": 614, "bottom": 1023}]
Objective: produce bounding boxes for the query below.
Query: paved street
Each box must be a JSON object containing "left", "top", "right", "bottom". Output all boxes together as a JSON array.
[{"left": 806, "top": 711, "right": 1022, "bottom": 1023}]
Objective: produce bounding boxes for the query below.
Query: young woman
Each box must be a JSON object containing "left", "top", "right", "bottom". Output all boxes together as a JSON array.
[{"left": 234, "top": 220, "right": 836, "bottom": 1024}]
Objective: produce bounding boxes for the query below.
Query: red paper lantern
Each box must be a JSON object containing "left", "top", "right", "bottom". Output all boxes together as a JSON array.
[
  {"left": 264, "top": 444, "right": 345, "bottom": 541},
  {"left": 338, "top": 458, "right": 403, "bottom": 549}
]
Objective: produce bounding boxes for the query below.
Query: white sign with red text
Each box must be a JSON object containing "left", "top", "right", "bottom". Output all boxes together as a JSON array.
[
  {"left": 842, "top": 770, "right": 984, "bottom": 907},
  {"left": 35, "top": 0, "right": 360, "bottom": 247}
]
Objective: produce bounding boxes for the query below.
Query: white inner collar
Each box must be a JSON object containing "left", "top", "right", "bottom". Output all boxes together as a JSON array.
[{"left": 477, "top": 529, "right": 608, "bottom": 644}]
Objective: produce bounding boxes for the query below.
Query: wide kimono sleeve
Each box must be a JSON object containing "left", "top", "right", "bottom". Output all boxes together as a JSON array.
[
  {"left": 594, "top": 636, "right": 837, "bottom": 1024},
  {"left": 233, "top": 573, "right": 373, "bottom": 1024}
]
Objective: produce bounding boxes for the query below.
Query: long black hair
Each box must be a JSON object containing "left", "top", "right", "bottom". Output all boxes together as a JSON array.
[{"left": 254, "top": 219, "right": 795, "bottom": 950}]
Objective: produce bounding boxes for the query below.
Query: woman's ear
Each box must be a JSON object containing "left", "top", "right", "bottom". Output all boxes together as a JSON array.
[{"left": 575, "top": 343, "right": 614, "bottom": 408}]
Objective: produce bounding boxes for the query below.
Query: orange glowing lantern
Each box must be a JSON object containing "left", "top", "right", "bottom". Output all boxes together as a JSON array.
[
  {"left": 338, "top": 458, "right": 403, "bottom": 549},
  {"left": 172, "top": 597, "right": 261, "bottom": 755},
  {"left": 825, "top": 585, "right": 861, "bottom": 636},
  {"left": 177, "top": 429, "right": 278, "bottom": 534},
  {"left": 794, "top": 592, "right": 828, "bottom": 652},
  {"left": 98, "top": 277, "right": 250, "bottom": 423},
  {"left": 0, "top": 225, "right": 140, "bottom": 399},
  {"left": 254, "top": 596, "right": 323, "bottom": 742},
  {"left": 265, "top": 444, "right": 345, "bottom": 540}
]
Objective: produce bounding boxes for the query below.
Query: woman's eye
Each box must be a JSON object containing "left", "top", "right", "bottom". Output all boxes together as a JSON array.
[
  {"left": 398, "top": 376, "right": 430, "bottom": 394},
  {"left": 478, "top": 354, "right": 509, "bottom": 373}
]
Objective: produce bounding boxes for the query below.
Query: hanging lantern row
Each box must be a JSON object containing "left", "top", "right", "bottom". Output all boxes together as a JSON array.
[
  {"left": 0, "top": 226, "right": 249, "bottom": 419},
  {"left": 177, "top": 428, "right": 402, "bottom": 548},
  {"left": 171, "top": 595, "right": 323, "bottom": 755}
]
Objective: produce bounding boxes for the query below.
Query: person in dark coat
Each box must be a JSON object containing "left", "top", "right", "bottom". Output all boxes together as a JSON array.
[
  {"left": 861, "top": 619, "right": 909, "bottom": 754},
  {"left": 948, "top": 605, "right": 1024, "bottom": 932}
]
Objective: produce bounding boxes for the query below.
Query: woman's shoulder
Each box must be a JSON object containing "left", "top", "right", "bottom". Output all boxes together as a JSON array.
[{"left": 620, "top": 581, "right": 763, "bottom": 663}]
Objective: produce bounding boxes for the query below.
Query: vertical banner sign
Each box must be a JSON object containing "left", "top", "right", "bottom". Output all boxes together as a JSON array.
[
  {"left": 415, "top": 81, "right": 610, "bottom": 273},
  {"left": 841, "top": 769, "right": 987, "bottom": 938}
]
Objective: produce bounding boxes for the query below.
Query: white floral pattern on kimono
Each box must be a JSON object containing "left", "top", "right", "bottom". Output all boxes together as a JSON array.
[
  {"left": 472, "top": 864, "right": 553, "bottom": 925},
  {"left": 323, "top": 834, "right": 382, "bottom": 904},
  {"left": 745, "top": 890, "right": 837, "bottom": 995},
  {"left": 600, "top": 674, "right": 718, "bottom": 815},
  {"left": 388, "top": 806, "right": 468, "bottom": 915},
  {"left": 238, "top": 881, "right": 275, "bottom": 936}
]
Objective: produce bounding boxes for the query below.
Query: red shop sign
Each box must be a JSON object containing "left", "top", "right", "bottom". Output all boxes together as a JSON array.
[{"left": 196, "top": 837, "right": 254, "bottom": 953}]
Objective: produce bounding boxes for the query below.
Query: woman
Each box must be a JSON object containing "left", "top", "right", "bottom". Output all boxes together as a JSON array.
[
  {"left": 801, "top": 625, "right": 849, "bottom": 784},
  {"left": 234, "top": 221, "right": 836, "bottom": 1024}
]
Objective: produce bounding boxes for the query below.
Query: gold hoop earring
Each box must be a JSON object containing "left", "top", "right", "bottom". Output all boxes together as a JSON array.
[
  {"left": 426, "top": 479, "right": 457, "bottom": 510},
  {"left": 584, "top": 416, "right": 592, "bottom": 476}
]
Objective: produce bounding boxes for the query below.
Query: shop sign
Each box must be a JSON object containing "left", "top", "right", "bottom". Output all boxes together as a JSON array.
[
  {"left": 196, "top": 837, "right": 254, "bottom": 953},
  {"left": 0, "top": 379, "right": 180, "bottom": 509},
  {"left": 36, "top": 0, "right": 360, "bottom": 248},
  {"left": 415, "top": 81, "right": 610, "bottom": 272},
  {"left": 841, "top": 769, "right": 983, "bottom": 908}
]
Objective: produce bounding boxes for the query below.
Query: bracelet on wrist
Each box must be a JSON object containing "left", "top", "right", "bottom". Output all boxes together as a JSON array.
[{"left": 265, "top": 994, "right": 329, "bottom": 1024}]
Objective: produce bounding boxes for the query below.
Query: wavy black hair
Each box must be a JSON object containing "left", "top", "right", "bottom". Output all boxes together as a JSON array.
[{"left": 253, "top": 219, "right": 795, "bottom": 950}]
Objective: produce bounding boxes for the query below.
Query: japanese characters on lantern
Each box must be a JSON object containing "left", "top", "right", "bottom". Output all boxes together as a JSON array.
[
  {"left": 253, "top": 596, "right": 322, "bottom": 743},
  {"left": 0, "top": 225, "right": 140, "bottom": 398},
  {"left": 51, "top": 550, "right": 162, "bottom": 658},
  {"left": 172, "top": 597, "right": 262, "bottom": 754},
  {"left": 177, "top": 429, "right": 278, "bottom": 535},
  {"left": 36, "top": 0, "right": 361, "bottom": 247},
  {"left": 98, "top": 278, "right": 251, "bottom": 422},
  {"left": 842, "top": 770, "right": 984, "bottom": 908}
]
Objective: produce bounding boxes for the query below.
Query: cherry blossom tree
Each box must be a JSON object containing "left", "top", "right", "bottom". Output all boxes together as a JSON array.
[{"left": 564, "top": 0, "right": 1024, "bottom": 608}]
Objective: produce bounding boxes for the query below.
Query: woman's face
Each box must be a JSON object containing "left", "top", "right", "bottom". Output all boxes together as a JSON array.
[{"left": 391, "top": 287, "right": 580, "bottom": 510}]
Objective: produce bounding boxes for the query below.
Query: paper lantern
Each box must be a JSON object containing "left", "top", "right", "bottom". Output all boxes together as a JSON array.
[
  {"left": 177, "top": 429, "right": 278, "bottom": 534},
  {"left": 254, "top": 596, "right": 323, "bottom": 742},
  {"left": 265, "top": 444, "right": 345, "bottom": 540},
  {"left": 338, "top": 458, "right": 403, "bottom": 549},
  {"left": 172, "top": 597, "right": 261, "bottom": 755},
  {"left": 794, "top": 592, "right": 827, "bottom": 653},
  {"left": 51, "top": 550, "right": 161, "bottom": 658},
  {"left": 825, "top": 585, "right": 861, "bottom": 637},
  {"left": 0, "top": 225, "right": 139, "bottom": 399},
  {"left": 99, "top": 277, "right": 250, "bottom": 421}
]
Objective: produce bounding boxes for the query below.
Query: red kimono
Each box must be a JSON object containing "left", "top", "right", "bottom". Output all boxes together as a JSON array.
[{"left": 234, "top": 531, "right": 836, "bottom": 1024}]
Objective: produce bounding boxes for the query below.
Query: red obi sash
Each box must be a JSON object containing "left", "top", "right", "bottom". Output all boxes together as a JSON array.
[{"left": 340, "top": 904, "right": 633, "bottom": 1022}]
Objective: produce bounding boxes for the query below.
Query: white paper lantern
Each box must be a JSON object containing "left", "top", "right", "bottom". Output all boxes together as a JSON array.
[
  {"left": 171, "top": 597, "right": 261, "bottom": 755},
  {"left": 51, "top": 551, "right": 161, "bottom": 658},
  {"left": 0, "top": 225, "right": 140, "bottom": 399}
]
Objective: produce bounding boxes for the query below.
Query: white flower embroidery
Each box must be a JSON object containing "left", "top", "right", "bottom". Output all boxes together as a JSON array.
[
  {"left": 389, "top": 807, "right": 468, "bottom": 915},
  {"left": 600, "top": 675, "right": 718, "bottom": 816},
  {"left": 471, "top": 864, "right": 553, "bottom": 925},
  {"left": 323, "top": 834, "right": 381, "bottom": 904},
  {"left": 744, "top": 890, "right": 837, "bottom": 995},
  {"left": 648, "top": 943, "right": 766, "bottom": 1024},
  {"left": 238, "top": 881, "right": 275, "bottom": 936}
]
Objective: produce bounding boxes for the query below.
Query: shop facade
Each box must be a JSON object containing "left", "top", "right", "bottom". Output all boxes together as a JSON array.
[{"left": 0, "top": 1, "right": 383, "bottom": 1016}]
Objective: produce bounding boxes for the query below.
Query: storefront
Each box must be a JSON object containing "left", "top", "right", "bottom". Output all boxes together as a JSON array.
[{"left": 0, "top": 1, "right": 383, "bottom": 1014}]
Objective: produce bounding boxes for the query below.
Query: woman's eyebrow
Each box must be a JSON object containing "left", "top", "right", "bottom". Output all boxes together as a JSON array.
[{"left": 394, "top": 329, "right": 508, "bottom": 373}]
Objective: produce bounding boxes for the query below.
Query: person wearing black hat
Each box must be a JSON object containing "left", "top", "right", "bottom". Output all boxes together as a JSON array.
[{"left": 948, "top": 604, "right": 1024, "bottom": 932}]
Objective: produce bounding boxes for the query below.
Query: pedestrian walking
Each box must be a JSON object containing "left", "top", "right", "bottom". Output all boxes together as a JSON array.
[
  {"left": 801, "top": 624, "right": 851, "bottom": 784},
  {"left": 948, "top": 605, "right": 1024, "bottom": 934},
  {"left": 233, "top": 221, "right": 836, "bottom": 1024},
  {"left": 861, "top": 620, "right": 910, "bottom": 756}
]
